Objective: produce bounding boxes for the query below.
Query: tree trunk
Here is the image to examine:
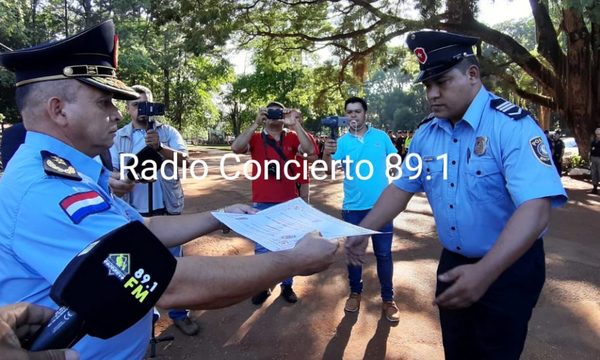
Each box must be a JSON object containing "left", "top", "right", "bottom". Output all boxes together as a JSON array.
[
  {"left": 441, "top": 5, "right": 598, "bottom": 162},
  {"left": 80, "top": 0, "right": 93, "bottom": 27},
  {"left": 231, "top": 101, "right": 241, "bottom": 137},
  {"left": 163, "top": 37, "right": 171, "bottom": 111},
  {"left": 561, "top": 8, "right": 595, "bottom": 159},
  {"left": 539, "top": 106, "right": 550, "bottom": 130},
  {"left": 64, "top": 0, "right": 69, "bottom": 37}
]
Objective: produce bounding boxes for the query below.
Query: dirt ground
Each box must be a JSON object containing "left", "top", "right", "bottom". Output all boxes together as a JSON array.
[{"left": 150, "top": 147, "right": 600, "bottom": 360}]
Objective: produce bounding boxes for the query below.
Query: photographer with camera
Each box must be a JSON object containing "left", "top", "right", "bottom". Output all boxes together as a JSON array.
[
  {"left": 109, "top": 85, "right": 198, "bottom": 336},
  {"left": 231, "top": 101, "right": 315, "bottom": 305},
  {"left": 321, "top": 96, "right": 400, "bottom": 322}
]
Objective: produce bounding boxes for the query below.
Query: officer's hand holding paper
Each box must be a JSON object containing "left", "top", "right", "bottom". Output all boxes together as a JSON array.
[{"left": 211, "top": 198, "right": 380, "bottom": 251}]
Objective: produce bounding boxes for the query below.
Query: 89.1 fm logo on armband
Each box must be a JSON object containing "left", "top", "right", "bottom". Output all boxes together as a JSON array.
[{"left": 529, "top": 136, "right": 552, "bottom": 166}]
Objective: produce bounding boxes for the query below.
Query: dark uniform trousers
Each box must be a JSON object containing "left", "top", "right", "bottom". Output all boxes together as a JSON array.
[{"left": 435, "top": 239, "right": 545, "bottom": 360}]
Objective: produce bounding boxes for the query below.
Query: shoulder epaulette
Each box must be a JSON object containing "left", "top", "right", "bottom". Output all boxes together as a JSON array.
[
  {"left": 41, "top": 150, "right": 81, "bottom": 181},
  {"left": 418, "top": 113, "right": 435, "bottom": 128},
  {"left": 490, "top": 98, "right": 529, "bottom": 120}
]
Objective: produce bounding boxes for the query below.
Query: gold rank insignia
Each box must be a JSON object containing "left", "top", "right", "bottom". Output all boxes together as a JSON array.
[{"left": 41, "top": 150, "right": 82, "bottom": 181}]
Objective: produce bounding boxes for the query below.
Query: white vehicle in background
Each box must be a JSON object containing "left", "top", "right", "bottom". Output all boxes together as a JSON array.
[{"left": 561, "top": 137, "right": 579, "bottom": 167}]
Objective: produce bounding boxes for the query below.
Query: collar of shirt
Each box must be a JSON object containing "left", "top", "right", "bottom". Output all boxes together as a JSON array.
[
  {"left": 461, "top": 85, "right": 489, "bottom": 129},
  {"left": 25, "top": 131, "right": 104, "bottom": 184},
  {"left": 121, "top": 121, "right": 163, "bottom": 139},
  {"left": 262, "top": 128, "right": 288, "bottom": 138},
  {"left": 347, "top": 125, "right": 372, "bottom": 142}
]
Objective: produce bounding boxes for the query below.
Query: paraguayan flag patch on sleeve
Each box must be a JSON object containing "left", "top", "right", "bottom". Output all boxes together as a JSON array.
[{"left": 60, "top": 191, "right": 110, "bottom": 224}]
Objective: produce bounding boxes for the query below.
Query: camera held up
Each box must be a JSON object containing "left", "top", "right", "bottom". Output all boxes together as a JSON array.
[
  {"left": 321, "top": 116, "right": 349, "bottom": 139},
  {"left": 266, "top": 108, "right": 285, "bottom": 120},
  {"left": 138, "top": 102, "right": 166, "bottom": 117}
]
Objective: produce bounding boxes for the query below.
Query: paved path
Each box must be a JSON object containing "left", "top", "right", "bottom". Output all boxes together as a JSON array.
[{"left": 152, "top": 148, "right": 600, "bottom": 360}]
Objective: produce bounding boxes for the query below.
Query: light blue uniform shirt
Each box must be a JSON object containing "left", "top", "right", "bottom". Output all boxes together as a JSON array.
[
  {"left": 393, "top": 86, "right": 567, "bottom": 257},
  {"left": 333, "top": 126, "right": 398, "bottom": 210},
  {"left": 110, "top": 122, "right": 187, "bottom": 213},
  {"left": 0, "top": 132, "right": 151, "bottom": 359}
]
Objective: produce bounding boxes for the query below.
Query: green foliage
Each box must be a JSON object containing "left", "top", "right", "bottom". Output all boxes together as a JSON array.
[
  {"left": 3, "top": 0, "right": 595, "bottom": 148},
  {"left": 568, "top": 154, "right": 588, "bottom": 169}
]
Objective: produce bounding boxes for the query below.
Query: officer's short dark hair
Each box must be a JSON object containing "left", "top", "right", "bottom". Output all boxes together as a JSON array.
[
  {"left": 15, "top": 84, "right": 33, "bottom": 113},
  {"left": 15, "top": 80, "right": 79, "bottom": 113},
  {"left": 345, "top": 96, "right": 368, "bottom": 112},
  {"left": 455, "top": 56, "right": 480, "bottom": 74}
]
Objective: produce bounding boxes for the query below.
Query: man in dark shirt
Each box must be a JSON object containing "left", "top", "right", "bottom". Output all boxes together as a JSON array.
[
  {"left": 551, "top": 131, "right": 565, "bottom": 176},
  {"left": 1, "top": 122, "right": 26, "bottom": 168},
  {"left": 590, "top": 127, "right": 600, "bottom": 194}
]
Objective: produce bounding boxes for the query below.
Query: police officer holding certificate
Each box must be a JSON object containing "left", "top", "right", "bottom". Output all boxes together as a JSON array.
[
  {"left": 0, "top": 20, "right": 337, "bottom": 359},
  {"left": 345, "top": 30, "right": 567, "bottom": 359}
]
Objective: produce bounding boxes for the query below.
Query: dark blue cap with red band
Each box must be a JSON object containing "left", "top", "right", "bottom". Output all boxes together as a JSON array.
[{"left": 406, "top": 30, "right": 479, "bottom": 83}]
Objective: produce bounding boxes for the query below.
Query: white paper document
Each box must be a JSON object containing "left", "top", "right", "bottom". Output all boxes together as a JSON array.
[{"left": 211, "top": 198, "right": 380, "bottom": 251}]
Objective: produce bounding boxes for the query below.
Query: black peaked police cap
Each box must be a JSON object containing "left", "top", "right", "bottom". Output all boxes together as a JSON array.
[
  {"left": 406, "top": 30, "right": 479, "bottom": 83},
  {"left": 0, "top": 20, "right": 138, "bottom": 100}
]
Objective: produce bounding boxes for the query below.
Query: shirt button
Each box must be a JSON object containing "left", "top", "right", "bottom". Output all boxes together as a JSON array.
[
  {"left": 450, "top": 183, "right": 455, "bottom": 187},
  {"left": 476, "top": 170, "right": 482, "bottom": 175},
  {"left": 451, "top": 226, "right": 456, "bottom": 230},
  {"left": 456, "top": 246, "right": 461, "bottom": 251},
  {"left": 452, "top": 160, "right": 456, "bottom": 165},
  {"left": 453, "top": 138, "right": 458, "bottom": 143},
  {"left": 449, "top": 204, "right": 454, "bottom": 209}
]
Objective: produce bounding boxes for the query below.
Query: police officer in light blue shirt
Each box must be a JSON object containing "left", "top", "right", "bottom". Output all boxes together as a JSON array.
[
  {"left": 345, "top": 30, "right": 567, "bottom": 360},
  {"left": 0, "top": 20, "right": 337, "bottom": 360}
]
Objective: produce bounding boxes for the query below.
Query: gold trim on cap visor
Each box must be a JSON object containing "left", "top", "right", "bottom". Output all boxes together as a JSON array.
[
  {"left": 63, "top": 65, "right": 116, "bottom": 77},
  {"left": 16, "top": 75, "right": 69, "bottom": 87}
]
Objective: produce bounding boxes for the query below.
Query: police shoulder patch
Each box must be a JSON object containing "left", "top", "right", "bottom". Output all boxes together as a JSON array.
[
  {"left": 418, "top": 113, "right": 435, "bottom": 128},
  {"left": 41, "top": 150, "right": 82, "bottom": 181},
  {"left": 490, "top": 98, "right": 529, "bottom": 120},
  {"left": 529, "top": 136, "right": 552, "bottom": 166}
]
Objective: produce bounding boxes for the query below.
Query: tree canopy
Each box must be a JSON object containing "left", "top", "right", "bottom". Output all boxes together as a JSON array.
[{"left": 0, "top": 0, "right": 597, "bottom": 156}]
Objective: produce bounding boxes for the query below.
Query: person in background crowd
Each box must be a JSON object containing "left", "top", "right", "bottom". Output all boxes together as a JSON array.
[
  {"left": 1, "top": 122, "right": 26, "bottom": 168},
  {"left": 404, "top": 130, "right": 414, "bottom": 154},
  {"left": 589, "top": 127, "right": 600, "bottom": 194},
  {"left": 551, "top": 130, "right": 565, "bottom": 176},
  {"left": 109, "top": 84, "right": 198, "bottom": 336},
  {"left": 395, "top": 130, "right": 406, "bottom": 156},
  {"left": 231, "top": 101, "right": 315, "bottom": 305},
  {"left": 322, "top": 96, "right": 400, "bottom": 322}
]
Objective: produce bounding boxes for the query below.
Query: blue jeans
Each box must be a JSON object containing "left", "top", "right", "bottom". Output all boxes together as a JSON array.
[
  {"left": 342, "top": 209, "right": 394, "bottom": 301},
  {"left": 253, "top": 202, "right": 293, "bottom": 287}
]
